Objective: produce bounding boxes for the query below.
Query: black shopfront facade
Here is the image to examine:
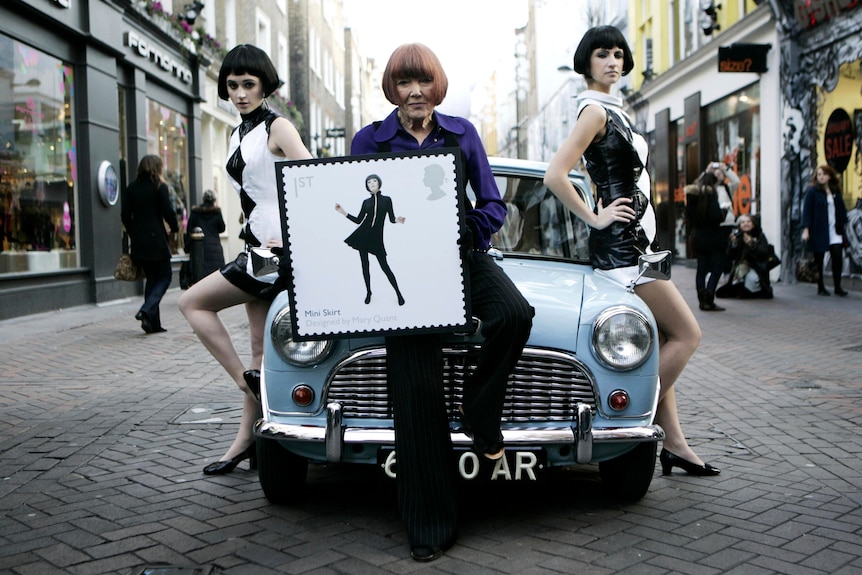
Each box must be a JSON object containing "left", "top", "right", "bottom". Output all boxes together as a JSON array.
[{"left": 0, "top": 0, "right": 205, "bottom": 320}]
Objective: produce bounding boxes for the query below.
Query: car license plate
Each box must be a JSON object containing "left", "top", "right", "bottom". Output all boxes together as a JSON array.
[{"left": 378, "top": 448, "right": 546, "bottom": 481}]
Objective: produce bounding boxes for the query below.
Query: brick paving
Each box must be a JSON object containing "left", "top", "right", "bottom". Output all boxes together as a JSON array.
[{"left": 1, "top": 264, "right": 861, "bottom": 574}]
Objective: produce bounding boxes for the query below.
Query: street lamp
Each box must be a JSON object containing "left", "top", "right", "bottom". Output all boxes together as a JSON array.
[
  {"left": 181, "top": 1, "right": 204, "bottom": 26},
  {"left": 513, "top": 26, "right": 529, "bottom": 159}
]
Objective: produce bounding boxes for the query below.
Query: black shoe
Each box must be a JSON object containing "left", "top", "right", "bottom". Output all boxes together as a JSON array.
[
  {"left": 203, "top": 449, "right": 252, "bottom": 475},
  {"left": 410, "top": 546, "right": 444, "bottom": 562},
  {"left": 246, "top": 443, "right": 258, "bottom": 471},
  {"left": 364, "top": 292, "right": 372, "bottom": 304},
  {"left": 458, "top": 405, "right": 504, "bottom": 460},
  {"left": 834, "top": 287, "right": 848, "bottom": 296},
  {"left": 700, "top": 291, "right": 725, "bottom": 311},
  {"left": 818, "top": 288, "right": 830, "bottom": 296},
  {"left": 136, "top": 311, "right": 154, "bottom": 333},
  {"left": 659, "top": 448, "right": 720, "bottom": 476},
  {"left": 397, "top": 293, "right": 405, "bottom": 306},
  {"left": 243, "top": 369, "right": 261, "bottom": 400}
]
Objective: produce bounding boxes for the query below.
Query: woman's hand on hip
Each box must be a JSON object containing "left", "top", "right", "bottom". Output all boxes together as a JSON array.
[{"left": 593, "top": 197, "right": 635, "bottom": 230}]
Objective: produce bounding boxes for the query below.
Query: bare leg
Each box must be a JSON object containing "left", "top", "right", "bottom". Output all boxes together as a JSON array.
[
  {"left": 178, "top": 272, "right": 260, "bottom": 461},
  {"left": 635, "top": 278, "right": 706, "bottom": 466}
]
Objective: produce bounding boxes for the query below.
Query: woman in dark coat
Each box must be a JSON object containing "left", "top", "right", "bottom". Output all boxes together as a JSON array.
[
  {"left": 716, "top": 214, "right": 774, "bottom": 299},
  {"left": 121, "top": 154, "right": 179, "bottom": 333},
  {"left": 335, "top": 174, "right": 405, "bottom": 305},
  {"left": 185, "top": 189, "right": 226, "bottom": 278},
  {"left": 685, "top": 171, "right": 727, "bottom": 311},
  {"left": 802, "top": 164, "right": 849, "bottom": 296}
]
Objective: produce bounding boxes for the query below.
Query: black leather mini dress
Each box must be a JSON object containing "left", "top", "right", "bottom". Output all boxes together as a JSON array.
[{"left": 582, "top": 107, "right": 651, "bottom": 271}]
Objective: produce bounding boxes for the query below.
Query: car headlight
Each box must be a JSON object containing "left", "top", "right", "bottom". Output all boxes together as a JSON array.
[
  {"left": 591, "top": 306, "right": 653, "bottom": 370},
  {"left": 271, "top": 307, "right": 333, "bottom": 366}
]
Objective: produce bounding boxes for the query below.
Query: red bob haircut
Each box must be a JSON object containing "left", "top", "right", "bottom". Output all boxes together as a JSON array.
[{"left": 381, "top": 43, "right": 448, "bottom": 106}]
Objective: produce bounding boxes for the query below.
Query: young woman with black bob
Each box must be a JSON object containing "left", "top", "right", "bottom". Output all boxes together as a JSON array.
[
  {"left": 178, "top": 44, "right": 313, "bottom": 476},
  {"left": 544, "top": 25, "right": 720, "bottom": 479}
]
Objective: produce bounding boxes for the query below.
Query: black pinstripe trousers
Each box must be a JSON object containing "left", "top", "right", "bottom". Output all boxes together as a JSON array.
[{"left": 386, "top": 253, "right": 534, "bottom": 549}]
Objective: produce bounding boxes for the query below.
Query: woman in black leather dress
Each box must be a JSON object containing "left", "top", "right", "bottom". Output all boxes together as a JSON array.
[{"left": 544, "top": 26, "right": 719, "bottom": 477}]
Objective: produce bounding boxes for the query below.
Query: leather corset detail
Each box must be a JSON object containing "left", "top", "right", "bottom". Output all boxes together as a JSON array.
[{"left": 583, "top": 108, "right": 650, "bottom": 270}]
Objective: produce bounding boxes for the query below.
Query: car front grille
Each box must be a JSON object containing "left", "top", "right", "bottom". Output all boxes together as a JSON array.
[{"left": 326, "top": 347, "right": 596, "bottom": 423}]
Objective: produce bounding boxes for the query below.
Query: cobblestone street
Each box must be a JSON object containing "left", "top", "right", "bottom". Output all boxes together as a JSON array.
[{"left": 1, "top": 264, "right": 861, "bottom": 574}]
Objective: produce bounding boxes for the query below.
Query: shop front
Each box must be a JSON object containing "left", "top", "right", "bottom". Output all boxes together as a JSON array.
[
  {"left": 0, "top": 0, "right": 204, "bottom": 320},
  {"left": 778, "top": 0, "right": 862, "bottom": 278},
  {"left": 636, "top": 8, "right": 781, "bottom": 264}
]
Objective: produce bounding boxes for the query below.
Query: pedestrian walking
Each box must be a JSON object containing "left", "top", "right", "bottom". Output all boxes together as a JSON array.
[
  {"left": 121, "top": 154, "right": 179, "bottom": 334},
  {"left": 185, "top": 189, "right": 226, "bottom": 280}
]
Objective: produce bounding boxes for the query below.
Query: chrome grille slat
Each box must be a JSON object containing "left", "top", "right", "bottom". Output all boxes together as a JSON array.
[{"left": 326, "top": 348, "right": 596, "bottom": 422}]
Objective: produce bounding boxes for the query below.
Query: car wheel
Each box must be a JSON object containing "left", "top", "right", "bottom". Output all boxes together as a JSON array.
[
  {"left": 257, "top": 437, "right": 308, "bottom": 504},
  {"left": 598, "top": 441, "right": 657, "bottom": 502}
]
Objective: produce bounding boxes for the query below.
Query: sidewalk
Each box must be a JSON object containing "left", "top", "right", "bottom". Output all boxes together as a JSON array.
[{"left": 1, "top": 264, "right": 861, "bottom": 574}]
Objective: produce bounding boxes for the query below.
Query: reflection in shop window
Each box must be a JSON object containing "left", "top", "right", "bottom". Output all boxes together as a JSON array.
[
  {"left": 0, "top": 35, "right": 78, "bottom": 274},
  {"left": 146, "top": 99, "right": 188, "bottom": 254}
]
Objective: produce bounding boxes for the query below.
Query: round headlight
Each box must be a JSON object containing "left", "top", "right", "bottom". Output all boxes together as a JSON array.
[
  {"left": 271, "top": 308, "right": 333, "bottom": 366},
  {"left": 592, "top": 306, "right": 653, "bottom": 370}
]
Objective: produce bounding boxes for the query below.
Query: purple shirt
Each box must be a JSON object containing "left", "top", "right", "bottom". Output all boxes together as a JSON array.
[{"left": 351, "top": 109, "right": 506, "bottom": 251}]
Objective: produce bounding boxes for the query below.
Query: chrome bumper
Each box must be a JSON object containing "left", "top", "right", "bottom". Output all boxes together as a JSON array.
[{"left": 255, "top": 402, "right": 665, "bottom": 465}]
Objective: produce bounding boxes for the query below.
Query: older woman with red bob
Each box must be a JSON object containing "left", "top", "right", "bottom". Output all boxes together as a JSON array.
[{"left": 351, "top": 43, "right": 534, "bottom": 563}]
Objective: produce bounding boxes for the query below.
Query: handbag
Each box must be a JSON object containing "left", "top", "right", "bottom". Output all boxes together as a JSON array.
[
  {"left": 795, "top": 246, "right": 818, "bottom": 283},
  {"left": 114, "top": 253, "right": 143, "bottom": 281},
  {"left": 766, "top": 244, "right": 781, "bottom": 270}
]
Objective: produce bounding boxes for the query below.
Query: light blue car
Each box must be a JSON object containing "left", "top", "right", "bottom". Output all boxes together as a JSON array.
[{"left": 255, "top": 157, "right": 666, "bottom": 502}]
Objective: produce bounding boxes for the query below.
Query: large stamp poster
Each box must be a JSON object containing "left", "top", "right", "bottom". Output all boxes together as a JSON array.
[{"left": 276, "top": 148, "right": 471, "bottom": 340}]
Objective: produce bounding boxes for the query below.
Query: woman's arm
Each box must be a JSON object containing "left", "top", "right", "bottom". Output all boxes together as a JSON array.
[{"left": 544, "top": 105, "right": 634, "bottom": 230}]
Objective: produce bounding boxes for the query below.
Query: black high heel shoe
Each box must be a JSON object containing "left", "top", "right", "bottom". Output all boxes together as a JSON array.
[
  {"left": 243, "top": 369, "right": 261, "bottom": 400},
  {"left": 203, "top": 448, "right": 252, "bottom": 475},
  {"left": 660, "top": 448, "right": 720, "bottom": 476},
  {"left": 246, "top": 443, "right": 258, "bottom": 471}
]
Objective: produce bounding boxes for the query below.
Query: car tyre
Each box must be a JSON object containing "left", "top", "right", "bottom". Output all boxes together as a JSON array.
[
  {"left": 598, "top": 441, "right": 657, "bottom": 502},
  {"left": 257, "top": 437, "right": 308, "bottom": 504}
]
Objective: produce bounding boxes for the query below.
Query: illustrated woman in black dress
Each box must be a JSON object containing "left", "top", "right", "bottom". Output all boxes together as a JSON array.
[{"left": 335, "top": 174, "right": 406, "bottom": 305}]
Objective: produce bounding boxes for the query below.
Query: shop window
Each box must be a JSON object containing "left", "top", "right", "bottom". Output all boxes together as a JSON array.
[
  {"left": 704, "top": 85, "right": 761, "bottom": 216},
  {"left": 0, "top": 36, "right": 78, "bottom": 274},
  {"left": 146, "top": 99, "right": 188, "bottom": 253}
]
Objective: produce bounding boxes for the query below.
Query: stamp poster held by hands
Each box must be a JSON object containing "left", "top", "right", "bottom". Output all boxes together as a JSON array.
[{"left": 275, "top": 148, "right": 471, "bottom": 340}]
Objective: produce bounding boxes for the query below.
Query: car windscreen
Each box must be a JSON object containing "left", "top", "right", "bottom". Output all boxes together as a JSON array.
[{"left": 486, "top": 173, "right": 591, "bottom": 263}]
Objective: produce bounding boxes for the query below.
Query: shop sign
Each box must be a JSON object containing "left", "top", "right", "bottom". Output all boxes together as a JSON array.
[
  {"left": 124, "top": 31, "right": 192, "bottom": 84},
  {"left": 824, "top": 108, "right": 854, "bottom": 173},
  {"left": 718, "top": 44, "right": 770, "bottom": 73},
  {"left": 795, "top": 0, "right": 861, "bottom": 29}
]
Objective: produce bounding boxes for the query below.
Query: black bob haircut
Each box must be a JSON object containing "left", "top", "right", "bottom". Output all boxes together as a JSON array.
[
  {"left": 365, "top": 174, "right": 382, "bottom": 190},
  {"left": 572, "top": 26, "right": 635, "bottom": 78},
  {"left": 217, "top": 44, "right": 282, "bottom": 100}
]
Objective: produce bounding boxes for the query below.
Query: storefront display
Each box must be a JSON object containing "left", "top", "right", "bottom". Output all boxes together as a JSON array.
[
  {"left": 0, "top": 34, "right": 77, "bottom": 273},
  {"left": 703, "top": 84, "right": 761, "bottom": 216},
  {"left": 147, "top": 99, "right": 189, "bottom": 253}
]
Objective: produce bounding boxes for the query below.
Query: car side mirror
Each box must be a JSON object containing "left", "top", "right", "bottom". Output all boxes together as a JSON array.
[{"left": 627, "top": 250, "right": 672, "bottom": 292}]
